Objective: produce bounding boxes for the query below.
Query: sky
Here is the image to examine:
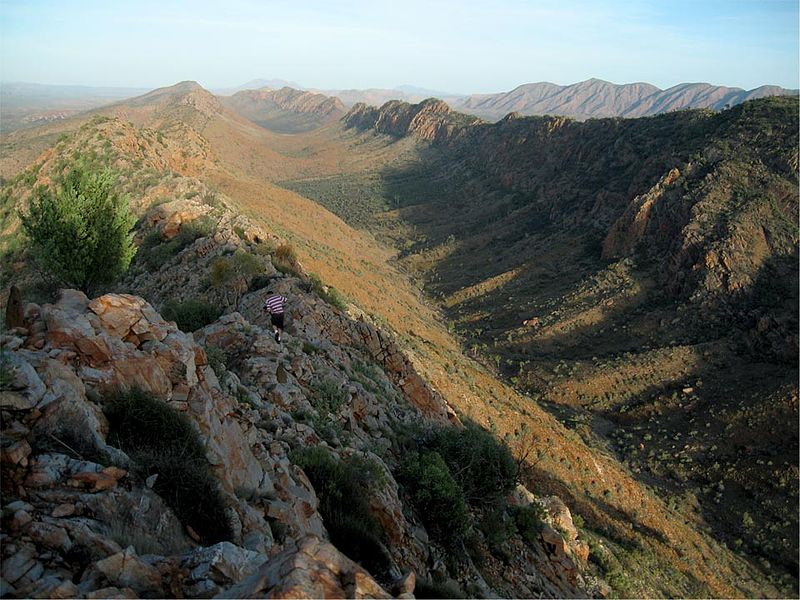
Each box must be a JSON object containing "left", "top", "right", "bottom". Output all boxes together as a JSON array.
[{"left": 1, "top": 0, "right": 798, "bottom": 93}]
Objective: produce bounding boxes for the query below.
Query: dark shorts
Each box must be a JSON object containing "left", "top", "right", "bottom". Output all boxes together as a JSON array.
[{"left": 270, "top": 312, "right": 285, "bottom": 330}]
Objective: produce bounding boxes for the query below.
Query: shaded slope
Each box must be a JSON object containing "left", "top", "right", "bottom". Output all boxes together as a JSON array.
[
  {"left": 278, "top": 96, "right": 798, "bottom": 592},
  {"left": 0, "top": 81, "right": 794, "bottom": 597}
]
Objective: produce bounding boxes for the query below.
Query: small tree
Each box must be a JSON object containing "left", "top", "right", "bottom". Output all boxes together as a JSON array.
[{"left": 20, "top": 165, "right": 136, "bottom": 293}]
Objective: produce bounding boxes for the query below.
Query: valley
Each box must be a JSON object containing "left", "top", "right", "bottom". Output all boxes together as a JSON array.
[
  {"left": 1, "top": 81, "right": 797, "bottom": 598},
  {"left": 251, "top": 93, "right": 800, "bottom": 590}
]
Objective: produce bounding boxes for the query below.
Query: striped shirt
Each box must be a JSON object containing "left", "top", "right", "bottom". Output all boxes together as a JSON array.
[{"left": 264, "top": 294, "right": 287, "bottom": 314}]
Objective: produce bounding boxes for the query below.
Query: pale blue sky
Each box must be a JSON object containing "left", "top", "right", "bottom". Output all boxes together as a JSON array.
[{"left": 1, "top": 0, "right": 797, "bottom": 93}]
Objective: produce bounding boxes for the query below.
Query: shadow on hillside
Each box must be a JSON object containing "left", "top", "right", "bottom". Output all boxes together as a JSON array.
[{"left": 375, "top": 130, "right": 798, "bottom": 590}]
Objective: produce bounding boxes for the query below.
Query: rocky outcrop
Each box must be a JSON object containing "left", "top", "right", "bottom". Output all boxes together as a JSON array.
[
  {"left": 602, "top": 167, "right": 681, "bottom": 259},
  {"left": 344, "top": 99, "right": 480, "bottom": 142},
  {"left": 0, "top": 289, "right": 391, "bottom": 597},
  {"left": 226, "top": 87, "right": 346, "bottom": 119},
  {"left": 0, "top": 281, "right": 596, "bottom": 598},
  {"left": 223, "top": 536, "right": 391, "bottom": 599}
]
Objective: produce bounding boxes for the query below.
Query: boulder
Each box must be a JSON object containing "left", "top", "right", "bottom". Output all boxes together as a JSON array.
[
  {"left": 88, "top": 294, "right": 167, "bottom": 342},
  {"left": 0, "top": 353, "right": 46, "bottom": 410},
  {"left": 220, "top": 536, "right": 390, "bottom": 599},
  {"left": 93, "top": 546, "right": 164, "bottom": 595},
  {"left": 540, "top": 496, "right": 579, "bottom": 542},
  {"left": 183, "top": 542, "right": 267, "bottom": 587}
]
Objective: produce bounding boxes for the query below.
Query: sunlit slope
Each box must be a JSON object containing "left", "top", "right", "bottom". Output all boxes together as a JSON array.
[
  {"left": 0, "top": 81, "right": 789, "bottom": 597},
  {"left": 193, "top": 85, "right": 787, "bottom": 598}
]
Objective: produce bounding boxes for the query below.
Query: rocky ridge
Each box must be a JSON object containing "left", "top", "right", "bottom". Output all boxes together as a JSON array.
[
  {"left": 344, "top": 99, "right": 481, "bottom": 143},
  {"left": 3, "top": 80, "right": 794, "bottom": 597},
  {"left": 225, "top": 88, "right": 346, "bottom": 120},
  {"left": 221, "top": 87, "right": 347, "bottom": 133},
  {"left": 1, "top": 194, "right": 598, "bottom": 598}
]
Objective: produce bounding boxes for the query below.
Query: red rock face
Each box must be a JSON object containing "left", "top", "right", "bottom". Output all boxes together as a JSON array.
[{"left": 344, "top": 98, "right": 480, "bottom": 142}]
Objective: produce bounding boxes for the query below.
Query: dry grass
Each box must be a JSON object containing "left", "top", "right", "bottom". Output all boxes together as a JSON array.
[{"left": 1, "top": 89, "right": 792, "bottom": 597}]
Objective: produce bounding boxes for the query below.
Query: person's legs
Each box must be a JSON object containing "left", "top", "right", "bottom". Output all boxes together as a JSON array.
[{"left": 271, "top": 313, "right": 285, "bottom": 342}]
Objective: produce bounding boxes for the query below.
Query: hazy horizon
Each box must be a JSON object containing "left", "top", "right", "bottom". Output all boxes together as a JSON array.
[
  {"left": 1, "top": 75, "right": 798, "bottom": 99},
  {"left": 1, "top": 0, "right": 798, "bottom": 94}
]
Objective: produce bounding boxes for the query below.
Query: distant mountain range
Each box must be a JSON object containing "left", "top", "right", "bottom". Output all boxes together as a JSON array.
[
  {"left": 212, "top": 78, "right": 303, "bottom": 96},
  {"left": 234, "top": 77, "right": 797, "bottom": 121},
  {"left": 448, "top": 78, "right": 798, "bottom": 120},
  {"left": 1, "top": 78, "right": 797, "bottom": 133}
]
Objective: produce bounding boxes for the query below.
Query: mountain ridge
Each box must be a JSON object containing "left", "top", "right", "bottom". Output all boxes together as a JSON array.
[
  {"left": 450, "top": 78, "right": 799, "bottom": 121},
  {"left": 1, "top": 79, "right": 797, "bottom": 598},
  {"left": 221, "top": 87, "right": 346, "bottom": 133}
]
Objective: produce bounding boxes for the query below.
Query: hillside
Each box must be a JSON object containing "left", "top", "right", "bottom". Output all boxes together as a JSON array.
[
  {"left": 282, "top": 95, "right": 800, "bottom": 593},
  {"left": 221, "top": 87, "right": 347, "bottom": 133},
  {"left": 0, "top": 81, "right": 796, "bottom": 598},
  {"left": 451, "top": 79, "right": 798, "bottom": 121}
]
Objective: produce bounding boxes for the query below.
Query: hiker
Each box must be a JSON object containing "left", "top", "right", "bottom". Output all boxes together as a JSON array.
[{"left": 263, "top": 291, "right": 288, "bottom": 342}]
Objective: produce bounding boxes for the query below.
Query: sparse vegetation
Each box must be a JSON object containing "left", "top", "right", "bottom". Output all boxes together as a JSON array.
[
  {"left": 310, "top": 378, "right": 348, "bottom": 415},
  {"left": 308, "top": 272, "right": 348, "bottom": 310},
  {"left": 414, "top": 577, "right": 465, "bottom": 599},
  {"left": 272, "top": 243, "right": 300, "bottom": 276},
  {"left": 205, "top": 346, "right": 228, "bottom": 379},
  {"left": 290, "top": 446, "right": 391, "bottom": 578},
  {"left": 209, "top": 249, "right": 263, "bottom": 308},
  {"left": 161, "top": 298, "right": 222, "bottom": 332},
  {"left": 0, "top": 342, "right": 14, "bottom": 390},
  {"left": 138, "top": 216, "right": 216, "bottom": 270},
  {"left": 104, "top": 387, "right": 232, "bottom": 544},
  {"left": 510, "top": 503, "right": 546, "bottom": 546},
  {"left": 428, "top": 421, "right": 518, "bottom": 506}
]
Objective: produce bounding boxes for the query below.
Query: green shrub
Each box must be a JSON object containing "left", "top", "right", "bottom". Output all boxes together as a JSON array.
[
  {"left": 175, "top": 215, "right": 215, "bottom": 247},
  {"left": 399, "top": 450, "right": 469, "bottom": 547},
  {"left": 20, "top": 164, "right": 136, "bottom": 293},
  {"left": 310, "top": 379, "right": 348, "bottom": 415},
  {"left": 0, "top": 346, "right": 13, "bottom": 391},
  {"left": 205, "top": 346, "right": 227, "bottom": 379},
  {"left": 311, "top": 413, "right": 349, "bottom": 447},
  {"left": 201, "top": 191, "right": 221, "bottom": 209},
  {"left": 209, "top": 249, "right": 263, "bottom": 308},
  {"left": 291, "top": 447, "right": 390, "bottom": 578},
  {"left": 428, "top": 421, "right": 518, "bottom": 506},
  {"left": 248, "top": 274, "right": 273, "bottom": 292},
  {"left": 104, "top": 388, "right": 232, "bottom": 544},
  {"left": 161, "top": 299, "right": 222, "bottom": 332},
  {"left": 308, "top": 273, "right": 348, "bottom": 311},
  {"left": 510, "top": 503, "right": 546, "bottom": 546},
  {"left": 479, "top": 506, "right": 517, "bottom": 560},
  {"left": 138, "top": 217, "right": 216, "bottom": 270},
  {"left": 143, "top": 239, "right": 180, "bottom": 269}
]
